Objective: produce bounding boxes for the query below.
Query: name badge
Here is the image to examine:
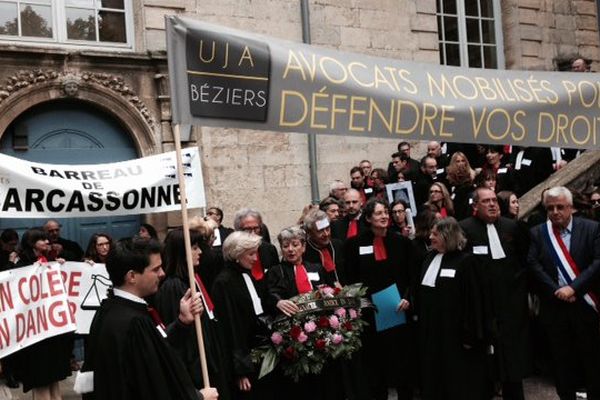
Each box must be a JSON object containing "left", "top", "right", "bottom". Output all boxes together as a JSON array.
[
  {"left": 473, "top": 245, "right": 489, "bottom": 255},
  {"left": 497, "top": 168, "right": 507, "bottom": 174},
  {"left": 364, "top": 188, "right": 373, "bottom": 194},
  {"left": 307, "top": 272, "right": 320, "bottom": 281},
  {"left": 468, "top": 198, "right": 473, "bottom": 204},
  {"left": 359, "top": 245, "right": 373, "bottom": 255},
  {"left": 440, "top": 269, "right": 456, "bottom": 278},
  {"left": 436, "top": 168, "right": 445, "bottom": 175},
  {"left": 315, "top": 219, "right": 330, "bottom": 230},
  {"left": 451, "top": 193, "right": 456, "bottom": 200},
  {"left": 521, "top": 158, "right": 532, "bottom": 166}
]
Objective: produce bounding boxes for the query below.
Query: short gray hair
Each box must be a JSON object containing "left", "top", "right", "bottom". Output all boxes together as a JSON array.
[
  {"left": 434, "top": 217, "right": 467, "bottom": 252},
  {"left": 543, "top": 186, "right": 573, "bottom": 206},
  {"left": 233, "top": 208, "right": 263, "bottom": 230},
  {"left": 222, "top": 231, "right": 262, "bottom": 262},
  {"left": 303, "top": 209, "right": 329, "bottom": 232},
  {"left": 329, "top": 180, "right": 346, "bottom": 194},
  {"left": 277, "top": 226, "right": 306, "bottom": 245}
]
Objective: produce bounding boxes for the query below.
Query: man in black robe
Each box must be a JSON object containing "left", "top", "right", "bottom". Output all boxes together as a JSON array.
[
  {"left": 331, "top": 189, "right": 366, "bottom": 242},
  {"left": 412, "top": 156, "right": 439, "bottom": 209},
  {"left": 82, "top": 239, "right": 218, "bottom": 400},
  {"left": 460, "top": 188, "right": 531, "bottom": 400},
  {"left": 302, "top": 209, "right": 346, "bottom": 285},
  {"left": 233, "top": 208, "right": 279, "bottom": 278}
]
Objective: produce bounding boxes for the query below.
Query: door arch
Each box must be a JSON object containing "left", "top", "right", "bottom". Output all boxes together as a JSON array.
[{"left": 0, "top": 99, "right": 142, "bottom": 250}]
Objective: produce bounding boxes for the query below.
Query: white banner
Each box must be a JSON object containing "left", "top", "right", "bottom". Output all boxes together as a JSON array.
[
  {"left": 61, "top": 262, "right": 111, "bottom": 335},
  {"left": 0, "top": 263, "right": 77, "bottom": 358},
  {"left": 0, "top": 148, "right": 206, "bottom": 218}
]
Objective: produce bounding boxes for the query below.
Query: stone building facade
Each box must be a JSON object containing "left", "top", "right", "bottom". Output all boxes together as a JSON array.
[{"left": 0, "top": 0, "right": 598, "bottom": 242}]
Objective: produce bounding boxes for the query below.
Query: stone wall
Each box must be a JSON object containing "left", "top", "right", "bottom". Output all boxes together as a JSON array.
[
  {"left": 502, "top": 0, "right": 600, "bottom": 70},
  {"left": 144, "top": 0, "right": 438, "bottom": 237}
]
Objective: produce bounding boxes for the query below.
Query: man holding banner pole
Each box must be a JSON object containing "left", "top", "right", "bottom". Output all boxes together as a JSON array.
[
  {"left": 527, "top": 186, "right": 600, "bottom": 400},
  {"left": 82, "top": 239, "right": 218, "bottom": 400}
]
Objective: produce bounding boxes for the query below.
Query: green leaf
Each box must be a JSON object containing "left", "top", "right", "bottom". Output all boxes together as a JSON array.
[{"left": 258, "top": 348, "right": 279, "bottom": 379}]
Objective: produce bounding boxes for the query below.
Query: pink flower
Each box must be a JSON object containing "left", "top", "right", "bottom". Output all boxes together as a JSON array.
[
  {"left": 304, "top": 321, "right": 317, "bottom": 333},
  {"left": 271, "top": 332, "right": 283, "bottom": 345},
  {"left": 329, "top": 315, "right": 340, "bottom": 329},
  {"left": 349, "top": 308, "right": 358, "bottom": 320},
  {"left": 297, "top": 332, "right": 308, "bottom": 343},
  {"left": 320, "top": 286, "right": 335, "bottom": 298},
  {"left": 332, "top": 333, "right": 344, "bottom": 345},
  {"left": 335, "top": 308, "right": 347, "bottom": 318}
]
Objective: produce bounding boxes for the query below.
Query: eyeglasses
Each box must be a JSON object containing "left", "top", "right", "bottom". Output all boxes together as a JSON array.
[{"left": 242, "top": 226, "right": 261, "bottom": 233}]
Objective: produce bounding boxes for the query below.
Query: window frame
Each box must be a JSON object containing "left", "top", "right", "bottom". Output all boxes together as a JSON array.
[
  {"left": 437, "top": 0, "right": 505, "bottom": 69},
  {"left": 0, "top": 0, "right": 135, "bottom": 51}
]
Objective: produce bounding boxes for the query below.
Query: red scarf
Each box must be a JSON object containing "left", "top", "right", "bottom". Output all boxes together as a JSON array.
[
  {"left": 194, "top": 273, "right": 215, "bottom": 313},
  {"left": 295, "top": 264, "right": 312, "bottom": 294},
  {"left": 347, "top": 219, "right": 358, "bottom": 238},
  {"left": 37, "top": 256, "right": 48, "bottom": 264},
  {"left": 320, "top": 248, "right": 336, "bottom": 272},
  {"left": 373, "top": 236, "right": 387, "bottom": 261},
  {"left": 251, "top": 257, "right": 264, "bottom": 281}
]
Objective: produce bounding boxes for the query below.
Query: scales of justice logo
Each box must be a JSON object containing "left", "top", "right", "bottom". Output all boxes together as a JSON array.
[
  {"left": 185, "top": 28, "right": 270, "bottom": 121},
  {"left": 81, "top": 274, "right": 112, "bottom": 310}
]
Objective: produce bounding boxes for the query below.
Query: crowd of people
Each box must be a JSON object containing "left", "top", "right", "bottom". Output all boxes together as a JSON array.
[
  {"left": 0, "top": 58, "right": 598, "bottom": 400},
  {"left": 1, "top": 133, "right": 599, "bottom": 400}
]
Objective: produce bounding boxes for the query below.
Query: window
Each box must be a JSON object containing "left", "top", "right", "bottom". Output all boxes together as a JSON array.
[
  {"left": 436, "top": 0, "right": 504, "bottom": 69},
  {"left": 0, "top": 0, "right": 133, "bottom": 48}
]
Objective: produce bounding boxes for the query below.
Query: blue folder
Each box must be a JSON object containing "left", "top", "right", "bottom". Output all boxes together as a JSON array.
[{"left": 371, "top": 284, "right": 407, "bottom": 332}]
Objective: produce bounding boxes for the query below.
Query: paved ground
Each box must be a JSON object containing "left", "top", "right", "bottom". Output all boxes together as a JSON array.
[{"left": 0, "top": 375, "right": 562, "bottom": 400}]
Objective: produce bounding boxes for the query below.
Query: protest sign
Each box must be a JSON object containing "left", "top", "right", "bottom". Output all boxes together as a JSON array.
[
  {"left": 61, "top": 262, "right": 111, "bottom": 335},
  {"left": 0, "top": 263, "right": 77, "bottom": 358},
  {"left": 167, "top": 15, "right": 600, "bottom": 149},
  {"left": 0, "top": 148, "right": 205, "bottom": 218}
]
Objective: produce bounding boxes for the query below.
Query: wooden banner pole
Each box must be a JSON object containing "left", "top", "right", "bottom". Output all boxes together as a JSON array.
[{"left": 172, "top": 123, "right": 211, "bottom": 388}]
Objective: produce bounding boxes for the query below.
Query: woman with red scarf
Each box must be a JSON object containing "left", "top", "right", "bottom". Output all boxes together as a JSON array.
[
  {"left": 266, "top": 226, "right": 338, "bottom": 400},
  {"left": 344, "top": 199, "right": 416, "bottom": 400}
]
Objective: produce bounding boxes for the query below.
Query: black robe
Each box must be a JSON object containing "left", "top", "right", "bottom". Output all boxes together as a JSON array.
[
  {"left": 344, "top": 229, "right": 415, "bottom": 400},
  {"left": 154, "top": 276, "right": 233, "bottom": 400},
  {"left": 266, "top": 260, "right": 333, "bottom": 302},
  {"left": 83, "top": 295, "right": 200, "bottom": 400},
  {"left": 304, "top": 238, "right": 346, "bottom": 285},
  {"left": 211, "top": 262, "right": 274, "bottom": 400},
  {"left": 417, "top": 250, "right": 487, "bottom": 400},
  {"left": 459, "top": 216, "right": 532, "bottom": 382}
]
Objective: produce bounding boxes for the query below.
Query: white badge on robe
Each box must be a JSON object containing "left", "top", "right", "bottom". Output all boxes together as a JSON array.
[
  {"left": 514, "top": 150, "right": 525, "bottom": 170},
  {"left": 421, "top": 253, "right": 444, "bottom": 287},
  {"left": 242, "top": 273, "right": 264, "bottom": 315},
  {"left": 486, "top": 223, "right": 506, "bottom": 260}
]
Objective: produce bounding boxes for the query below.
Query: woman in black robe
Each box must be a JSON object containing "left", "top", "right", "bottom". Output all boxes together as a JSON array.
[
  {"left": 9, "top": 228, "right": 73, "bottom": 399},
  {"left": 211, "top": 231, "right": 274, "bottom": 400},
  {"left": 266, "top": 226, "right": 341, "bottom": 400},
  {"left": 417, "top": 217, "right": 487, "bottom": 400},
  {"left": 344, "top": 199, "right": 415, "bottom": 400},
  {"left": 153, "top": 227, "right": 232, "bottom": 400}
]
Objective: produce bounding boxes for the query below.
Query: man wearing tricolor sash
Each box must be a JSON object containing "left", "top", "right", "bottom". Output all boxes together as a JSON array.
[{"left": 528, "top": 186, "right": 600, "bottom": 400}]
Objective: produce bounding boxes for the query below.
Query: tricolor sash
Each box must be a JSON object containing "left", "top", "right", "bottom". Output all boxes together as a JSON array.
[{"left": 543, "top": 220, "right": 599, "bottom": 313}]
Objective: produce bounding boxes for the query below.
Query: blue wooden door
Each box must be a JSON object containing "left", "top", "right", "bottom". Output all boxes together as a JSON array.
[{"left": 0, "top": 100, "right": 141, "bottom": 250}]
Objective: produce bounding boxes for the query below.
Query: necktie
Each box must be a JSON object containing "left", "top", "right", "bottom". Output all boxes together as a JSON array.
[
  {"left": 347, "top": 219, "right": 358, "bottom": 238},
  {"left": 147, "top": 306, "right": 167, "bottom": 337},
  {"left": 295, "top": 264, "right": 313, "bottom": 294},
  {"left": 320, "top": 248, "right": 336, "bottom": 272},
  {"left": 486, "top": 223, "right": 506, "bottom": 260},
  {"left": 373, "top": 236, "right": 388, "bottom": 261},
  {"left": 251, "top": 257, "right": 264, "bottom": 281}
]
